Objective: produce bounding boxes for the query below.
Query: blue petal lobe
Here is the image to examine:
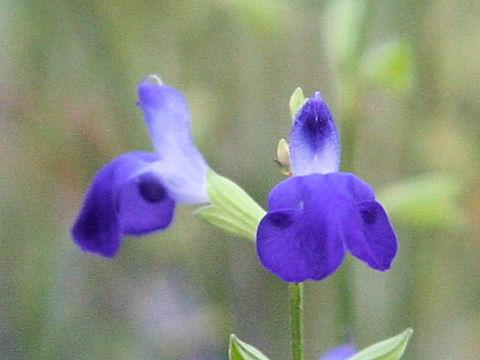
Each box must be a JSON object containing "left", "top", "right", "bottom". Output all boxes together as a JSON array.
[
  {"left": 257, "top": 209, "right": 346, "bottom": 282},
  {"left": 266, "top": 176, "right": 306, "bottom": 212},
  {"left": 257, "top": 173, "right": 396, "bottom": 282},
  {"left": 290, "top": 92, "right": 341, "bottom": 175},
  {"left": 137, "top": 79, "right": 208, "bottom": 203},
  {"left": 321, "top": 343, "right": 357, "bottom": 360},
  {"left": 339, "top": 172, "right": 376, "bottom": 203},
  {"left": 72, "top": 152, "right": 176, "bottom": 257},
  {"left": 257, "top": 174, "right": 353, "bottom": 282},
  {"left": 267, "top": 172, "right": 374, "bottom": 211},
  {"left": 345, "top": 200, "right": 398, "bottom": 271},
  {"left": 118, "top": 171, "right": 176, "bottom": 235}
]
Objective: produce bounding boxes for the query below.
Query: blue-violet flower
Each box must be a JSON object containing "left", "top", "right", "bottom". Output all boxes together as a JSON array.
[
  {"left": 72, "top": 75, "right": 208, "bottom": 257},
  {"left": 256, "top": 92, "right": 398, "bottom": 282}
]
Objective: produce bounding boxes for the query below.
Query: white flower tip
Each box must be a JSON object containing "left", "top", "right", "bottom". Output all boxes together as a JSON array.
[
  {"left": 312, "top": 91, "right": 324, "bottom": 101},
  {"left": 143, "top": 74, "right": 163, "bottom": 85}
]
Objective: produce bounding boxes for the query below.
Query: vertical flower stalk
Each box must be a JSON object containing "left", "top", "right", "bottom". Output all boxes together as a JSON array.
[{"left": 290, "top": 283, "right": 304, "bottom": 360}]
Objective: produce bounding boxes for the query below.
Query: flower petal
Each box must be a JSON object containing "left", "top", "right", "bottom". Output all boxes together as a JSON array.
[
  {"left": 267, "top": 172, "right": 374, "bottom": 211},
  {"left": 257, "top": 209, "right": 346, "bottom": 282},
  {"left": 257, "top": 174, "right": 357, "bottom": 282},
  {"left": 289, "top": 92, "right": 341, "bottom": 175},
  {"left": 337, "top": 172, "right": 376, "bottom": 203},
  {"left": 148, "top": 160, "right": 209, "bottom": 204},
  {"left": 118, "top": 171, "right": 176, "bottom": 235},
  {"left": 345, "top": 200, "right": 398, "bottom": 271},
  {"left": 72, "top": 152, "right": 176, "bottom": 257},
  {"left": 257, "top": 173, "right": 394, "bottom": 282},
  {"left": 137, "top": 78, "right": 208, "bottom": 203},
  {"left": 321, "top": 343, "right": 357, "bottom": 360}
]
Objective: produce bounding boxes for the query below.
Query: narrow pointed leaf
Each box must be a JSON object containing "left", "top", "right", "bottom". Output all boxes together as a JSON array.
[
  {"left": 195, "top": 170, "right": 266, "bottom": 241},
  {"left": 347, "top": 328, "right": 413, "bottom": 360},
  {"left": 229, "top": 334, "right": 271, "bottom": 360}
]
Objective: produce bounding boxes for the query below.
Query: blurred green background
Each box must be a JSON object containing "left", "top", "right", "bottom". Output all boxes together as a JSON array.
[{"left": 1, "top": 0, "right": 479, "bottom": 359}]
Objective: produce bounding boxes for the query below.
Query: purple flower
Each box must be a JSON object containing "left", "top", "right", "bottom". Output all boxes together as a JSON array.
[
  {"left": 320, "top": 343, "right": 357, "bottom": 360},
  {"left": 72, "top": 76, "right": 208, "bottom": 257},
  {"left": 256, "top": 92, "right": 398, "bottom": 282}
]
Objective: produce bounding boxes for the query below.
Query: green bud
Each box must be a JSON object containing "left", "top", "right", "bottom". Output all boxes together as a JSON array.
[
  {"left": 289, "top": 87, "right": 308, "bottom": 121},
  {"left": 276, "top": 138, "right": 292, "bottom": 176}
]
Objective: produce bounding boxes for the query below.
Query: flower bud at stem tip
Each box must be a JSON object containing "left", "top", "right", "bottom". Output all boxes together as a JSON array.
[{"left": 276, "top": 138, "right": 292, "bottom": 176}]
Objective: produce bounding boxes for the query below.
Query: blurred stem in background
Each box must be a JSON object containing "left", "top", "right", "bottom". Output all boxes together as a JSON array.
[{"left": 325, "top": 0, "right": 374, "bottom": 342}]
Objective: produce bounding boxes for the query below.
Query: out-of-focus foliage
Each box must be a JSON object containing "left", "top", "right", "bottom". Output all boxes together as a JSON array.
[
  {"left": 324, "top": 0, "right": 368, "bottom": 73},
  {"left": 229, "top": 334, "right": 271, "bottom": 360},
  {"left": 358, "top": 40, "right": 414, "bottom": 94},
  {"left": 378, "top": 174, "right": 465, "bottom": 230},
  {"left": 1, "top": 0, "right": 479, "bottom": 359},
  {"left": 348, "top": 328, "right": 413, "bottom": 360}
]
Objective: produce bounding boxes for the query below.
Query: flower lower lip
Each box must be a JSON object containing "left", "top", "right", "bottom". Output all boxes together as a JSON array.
[{"left": 256, "top": 172, "right": 397, "bottom": 282}]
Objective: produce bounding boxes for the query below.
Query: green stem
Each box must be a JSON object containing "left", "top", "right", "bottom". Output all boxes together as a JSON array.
[
  {"left": 336, "top": 259, "right": 354, "bottom": 341},
  {"left": 289, "top": 283, "right": 304, "bottom": 360}
]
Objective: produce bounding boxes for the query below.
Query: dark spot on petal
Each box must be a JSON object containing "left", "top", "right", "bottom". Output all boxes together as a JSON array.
[
  {"left": 360, "top": 205, "right": 379, "bottom": 224},
  {"left": 137, "top": 174, "right": 166, "bottom": 203},
  {"left": 268, "top": 212, "right": 294, "bottom": 229}
]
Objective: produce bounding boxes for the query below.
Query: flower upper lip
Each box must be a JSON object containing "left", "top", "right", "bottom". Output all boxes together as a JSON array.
[{"left": 290, "top": 92, "right": 341, "bottom": 176}]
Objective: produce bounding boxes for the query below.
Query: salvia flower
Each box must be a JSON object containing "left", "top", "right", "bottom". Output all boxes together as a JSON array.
[
  {"left": 257, "top": 92, "right": 398, "bottom": 282},
  {"left": 72, "top": 75, "right": 208, "bottom": 257}
]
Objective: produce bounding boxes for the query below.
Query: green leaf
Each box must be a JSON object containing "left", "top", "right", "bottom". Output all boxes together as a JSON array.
[
  {"left": 347, "top": 328, "right": 413, "bottom": 360},
  {"left": 223, "top": 0, "right": 289, "bottom": 36},
  {"left": 324, "top": 0, "right": 368, "bottom": 70},
  {"left": 229, "top": 334, "right": 271, "bottom": 360},
  {"left": 377, "top": 174, "right": 464, "bottom": 230},
  {"left": 289, "top": 87, "right": 308, "bottom": 120},
  {"left": 358, "top": 39, "right": 414, "bottom": 93},
  {"left": 194, "top": 170, "right": 266, "bottom": 242}
]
